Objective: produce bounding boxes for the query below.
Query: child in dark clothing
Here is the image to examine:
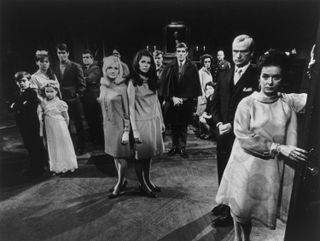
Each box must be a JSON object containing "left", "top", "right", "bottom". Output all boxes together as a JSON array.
[
  {"left": 11, "top": 71, "right": 47, "bottom": 177},
  {"left": 199, "top": 82, "right": 215, "bottom": 140}
]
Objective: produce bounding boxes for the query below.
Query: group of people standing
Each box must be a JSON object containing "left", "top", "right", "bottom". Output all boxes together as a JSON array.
[{"left": 10, "top": 33, "right": 314, "bottom": 241}]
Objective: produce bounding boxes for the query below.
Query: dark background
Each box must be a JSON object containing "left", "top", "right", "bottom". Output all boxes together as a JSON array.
[{"left": 0, "top": 0, "right": 319, "bottom": 103}]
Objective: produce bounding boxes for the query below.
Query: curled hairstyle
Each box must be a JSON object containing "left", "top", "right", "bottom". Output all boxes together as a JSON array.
[
  {"left": 258, "top": 49, "right": 289, "bottom": 76},
  {"left": 201, "top": 54, "right": 213, "bottom": 66},
  {"left": 14, "top": 71, "right": 31, "bottom": 82},
  {"left": 102, "top": 55, "right": 123, "bottom": 83},
  {"left": 131, "top": 49, "right": 158, "bottom": 92},
  {"left": 258, "top": 49, "right": 289, "bottom": 91}
]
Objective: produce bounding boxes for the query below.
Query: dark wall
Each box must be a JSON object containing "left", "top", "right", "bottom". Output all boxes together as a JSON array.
[{"left": 0, "top": 0, "right": 319, "bottom": 101}]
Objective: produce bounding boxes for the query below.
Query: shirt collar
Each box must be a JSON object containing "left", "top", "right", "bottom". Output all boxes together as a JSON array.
[{"left": 235, "top": 62, "right": 250, "bottom": 74}]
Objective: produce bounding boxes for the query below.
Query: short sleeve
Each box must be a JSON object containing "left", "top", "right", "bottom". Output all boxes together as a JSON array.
[{"left": 57, "top": 100, "right": 68, "bottom": 112}]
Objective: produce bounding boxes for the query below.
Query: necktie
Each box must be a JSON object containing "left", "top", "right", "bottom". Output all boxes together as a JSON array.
[
  {"left": 234, "top": 68, "right": 242, "bottom": 85},
  {"left": 178, "top": 63, "right": 183, "bottom": 79}
]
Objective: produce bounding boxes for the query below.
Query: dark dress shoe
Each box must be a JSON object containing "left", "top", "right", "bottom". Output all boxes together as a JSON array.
[
  {"left": 109, "top": 180, "right": 128, "bottom": 193},
  {"left": 138, "top": 185, "right": 157, "bottom": 198},
  {"left": 211, "top": 214, "right": 233, "bottom": 227},
  {"left": 211, "top": 204, "right": 229, "bottom": 216},
  {"left": 199, "top": 133, "right": 206, "bottom": 139},
  {"left": 150, "top": 185, "right": 162, "bottom": 192},
  {"left": 204, "top": 134, "right": 213, "bottom": 140},
  {"left": 180, "top": 148, "right": 189, "bottom": 158},
  {"left": 168, "top": 147, "right": 179, "bottom": 156}
]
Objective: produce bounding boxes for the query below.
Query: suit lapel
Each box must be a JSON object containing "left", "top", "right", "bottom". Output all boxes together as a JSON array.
[
  {"left": 233, "top": 65, "right": 253, "bottom": 95},
  {"left": 62, "top": 61, "right": 71, "bottom": 83}
]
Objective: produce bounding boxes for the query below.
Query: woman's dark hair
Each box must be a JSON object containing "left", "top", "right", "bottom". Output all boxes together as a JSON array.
[
  {"left": 201, "top": 54, "right": 213, "bottom": 67},
  {"left": 258, "top": 49, "right": 289, "bottom": 75},
  {"left": 131, "top": 49, "right": 158, "bottom": 92},
  {"left": 14, "top": 71, "right": 31, "bottom": 82},
  {"left": 35, "top": 52, "right": 56, "bottom": 80}
]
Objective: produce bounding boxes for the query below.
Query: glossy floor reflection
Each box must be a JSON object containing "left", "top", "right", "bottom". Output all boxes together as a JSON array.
[{"left": 0, "top": 125, "right": 285, "bottom": 241}]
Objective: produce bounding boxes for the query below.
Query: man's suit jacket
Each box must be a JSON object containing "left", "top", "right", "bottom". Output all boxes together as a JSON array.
[
  {"left": 212, "top": 64, "right": 259, "bottom": 127},
  {"left": 160, "top": 58, "right": 201, "bottom": 99},
  {"left": 83, "top": 63, "right": 101, "bottom": 100},
  {"left": 160, "top": 58, "right": 202, "bottom": 124},
  {"left": 54, "top": 60, "right": 86, "bottom": 101}
]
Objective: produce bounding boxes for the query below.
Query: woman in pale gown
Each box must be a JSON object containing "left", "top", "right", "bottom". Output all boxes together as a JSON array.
[
  {"left": 215, "top": 50, "right": 308, "bottom": 241},
  {"left": 127, "top": 49, "right": 165, "bottom": 198},
  {"left": 98, "top": 56, "right": 131, "bottom": 198}
]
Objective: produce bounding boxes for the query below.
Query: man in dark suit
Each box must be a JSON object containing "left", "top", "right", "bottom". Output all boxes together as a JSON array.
[
  {"left": 211, "top": 35, "right": 259, "bottom": 226},
  {"left": 160, "top": 42, "right": 202, "bottom": 158},
  {"left": 55, "top": 43, "right": 86, "bottom": 154},
  {"left": 82, "top": 49, "right": 103, "bottom": 145}
]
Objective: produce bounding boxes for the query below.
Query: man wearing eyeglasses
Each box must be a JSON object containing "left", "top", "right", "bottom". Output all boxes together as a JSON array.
[{"left": 210, "top": 34, "right": 259, "bottom": 226}]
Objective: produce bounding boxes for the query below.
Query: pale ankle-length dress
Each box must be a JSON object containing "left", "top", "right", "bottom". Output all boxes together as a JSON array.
[
  {"left": 216, "top": 91, "right": 299, "bottom": 229},
  {"left": 39, "top": 98, "right": 78, "bottom": 173}
]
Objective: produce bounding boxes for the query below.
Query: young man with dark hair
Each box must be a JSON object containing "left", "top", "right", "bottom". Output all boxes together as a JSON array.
[
  {"left": 55, "top": 43, "right": 86, "bottom": 155},
  {"left": 82, "top": 49, "right": 103, "bottom": 145},
  {"left": 160, "top": 42, "right": 202, "bottom": 158}
]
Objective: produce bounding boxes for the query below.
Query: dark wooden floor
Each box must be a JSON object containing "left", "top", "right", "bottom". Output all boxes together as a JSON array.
[{"left": 0, "top": 127, "right": 285, "bottom": 241}]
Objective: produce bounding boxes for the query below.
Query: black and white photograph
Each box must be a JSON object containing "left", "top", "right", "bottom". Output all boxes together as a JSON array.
[{"left": 0, "top": 0, "right": 319, "bottom": 240}]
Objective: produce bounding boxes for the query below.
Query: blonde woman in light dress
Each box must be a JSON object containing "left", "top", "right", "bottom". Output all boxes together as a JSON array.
[{"left": 98, "top": 56, "right": 131, "bottom": 199}]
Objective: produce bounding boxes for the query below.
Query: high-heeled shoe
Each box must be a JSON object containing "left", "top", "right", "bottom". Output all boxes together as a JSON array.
[
  {"left": 138, "top": 185, "right": 157, "bottom": 198},
  {"left": 150, "top": 185, "right": 162, "bottom": 192},
  {"left": 109, "top": 180, "right": 128, "bottom": 193},
  {"left": 108, "top": 191, "right": 121, "bottom": 199}
]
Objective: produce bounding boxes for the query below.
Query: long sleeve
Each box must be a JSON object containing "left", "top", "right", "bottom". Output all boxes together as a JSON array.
[
  {"left": 211, "top": 79, "right": 222, "bottom": 126},
  {"left": 75, "top": 64, "right": 86, "bottom": 95},
  {"left": 281, "top": 93, "right": 307, "bottom": 113},
  {"left": 121, "top": 86, "right": 130, "bottom": 132},
  {"left": 127, "top": 81, "right": 138, "bottom": 132},
  {"left": 233, "top": 99, "right": 274, "bottom": 158},
  {"left": 85, "top": 66, "right": 101, "bottom": 86}
]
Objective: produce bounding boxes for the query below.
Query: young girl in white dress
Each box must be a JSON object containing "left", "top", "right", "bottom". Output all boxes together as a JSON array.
[{"left": 38, "top": 82, "right": 78, "bottom": 174}]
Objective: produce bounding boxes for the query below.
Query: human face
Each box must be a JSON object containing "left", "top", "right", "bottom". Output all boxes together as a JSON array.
[
  {"left": 176, "top": 48, "right": 188, "bottom": 62},
  {"left": 139, "top": 56, "right": 151, "bottom": 73},
  {"left": 16, "top": 78, "right": 30, "bottom": 91},
  {"left": 45, "top": 86, "right": 57, "bottom": 100},
  {"left": 259, "top": 66, "right": 282, "bottom": 97},
  {"left": 205, "top": 85, "right": 214, "bottom": 97},
  {"left": 217, "top": 51, "right": 224, "bottom": 61},
  {"left": 36, "top": 57, "right": 50, "bottom": 72},
  {"left": 105, "top": 63, "right": 120, "bottom": 80},
  {"left": 203, "top": 57, "right": 211, "bottom": 69},
  {"left": 82, "top": 54, "right": 93, "bottom": 66},
  {"left": 232, "top": 41, "right": 252, "bottom": 67},
  {"left": 57, "top": 49, "right": 69, "bottom": 63},
  {"left": 154, "top": 54, "right": 163, "bottom": 68}
]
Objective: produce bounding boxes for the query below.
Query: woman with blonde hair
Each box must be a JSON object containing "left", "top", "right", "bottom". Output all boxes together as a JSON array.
[{"left": 98, "top": 55, "right": 131, "bottom": 198}]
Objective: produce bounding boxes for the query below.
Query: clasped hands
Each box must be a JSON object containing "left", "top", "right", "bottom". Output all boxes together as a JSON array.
[
  {"left": 172, "top": 96, "right": 183, "bottom": 106},
  {"left": 218, "top": 123, "right": 232, "bottom": 136}
]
